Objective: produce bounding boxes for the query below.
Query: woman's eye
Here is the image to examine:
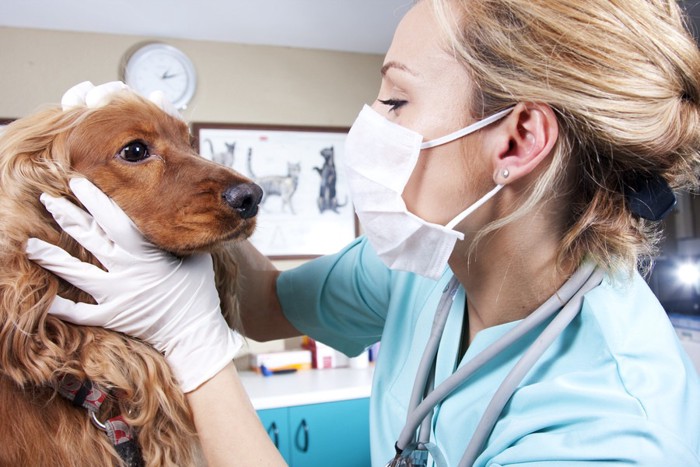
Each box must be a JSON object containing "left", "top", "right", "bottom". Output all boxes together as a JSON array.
[
  {"left": 378, "top": 98, "right": 408, "bottom": 113},
  {"left": 119, "top": 141, "right": 150, "bottom": 162}
]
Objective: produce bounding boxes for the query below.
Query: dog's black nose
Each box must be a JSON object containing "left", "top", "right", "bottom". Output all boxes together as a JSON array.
[{"left": 223, "top": 183, "right": 263, "bottom": 219}]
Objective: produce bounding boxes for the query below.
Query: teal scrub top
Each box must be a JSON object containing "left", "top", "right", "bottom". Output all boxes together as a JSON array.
[{"left": 277, "top": 236, "right": 700, "bottom": 466}]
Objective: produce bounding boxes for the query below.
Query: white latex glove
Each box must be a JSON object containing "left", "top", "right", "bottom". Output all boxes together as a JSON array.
[
  {"left": 61, "top": 80, "right": 183, "bottom": 120},
  {"left": 25, "top": 178, "right": 242, "bottom": 392}
]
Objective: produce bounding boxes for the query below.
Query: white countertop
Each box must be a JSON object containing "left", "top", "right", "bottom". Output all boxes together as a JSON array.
[{"left": 239, "top": 366, "right": 374, "bottom": 410}]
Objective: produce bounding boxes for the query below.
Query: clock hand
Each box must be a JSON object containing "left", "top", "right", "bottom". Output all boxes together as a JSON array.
[{"left": 161, "top": 70, "right": 178, "bottom": 80}]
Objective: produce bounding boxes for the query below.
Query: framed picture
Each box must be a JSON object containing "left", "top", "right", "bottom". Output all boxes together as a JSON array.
[{"left": 192, "top": 122, "right": 358, "bottom": 259}]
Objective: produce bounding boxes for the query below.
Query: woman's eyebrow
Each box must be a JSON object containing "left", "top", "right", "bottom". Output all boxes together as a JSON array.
[{"left": 381, "top": 61, "right": 418, "bottom": 77}]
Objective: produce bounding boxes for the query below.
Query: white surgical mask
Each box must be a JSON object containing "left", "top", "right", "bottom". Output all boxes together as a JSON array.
[{"left": 343, "top": 104, "right": 513, "bottom": 280}]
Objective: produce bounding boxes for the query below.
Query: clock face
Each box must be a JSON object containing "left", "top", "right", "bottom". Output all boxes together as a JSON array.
[{"left": 123, "top": 43, "right": 197, "bottom": 109}]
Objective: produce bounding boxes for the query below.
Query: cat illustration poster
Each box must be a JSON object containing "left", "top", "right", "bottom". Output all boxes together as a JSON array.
[{"left": 195, "top": 123, "right": 357, "bottom": 258}]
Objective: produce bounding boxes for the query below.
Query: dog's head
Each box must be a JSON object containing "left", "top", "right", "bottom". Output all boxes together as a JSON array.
[
  {"left": 0, "top": 86, "right": 260, "bottom": 377},
  {"left": 2, "top": 89, "right": 261, "bottom": 259},
  {"left": 66, "top": 92, "right": 261, "bottom": 254}
]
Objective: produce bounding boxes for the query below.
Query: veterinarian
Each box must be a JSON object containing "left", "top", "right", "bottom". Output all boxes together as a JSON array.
[{"left": 27, "top": 0, "right": 700, "bottom": 465}]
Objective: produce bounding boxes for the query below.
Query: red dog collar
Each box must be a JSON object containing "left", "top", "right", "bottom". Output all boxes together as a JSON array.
[{"left": 58, "top": 375, "right": 144, "bottom": 467}]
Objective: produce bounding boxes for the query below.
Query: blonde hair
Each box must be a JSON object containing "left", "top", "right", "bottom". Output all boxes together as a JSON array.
[{"left": 430, "top": 0, "right": 700, "bottom": 275}]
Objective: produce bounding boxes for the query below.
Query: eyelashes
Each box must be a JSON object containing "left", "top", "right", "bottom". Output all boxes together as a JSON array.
[{"left": 378, "top": 98, "right": 408, "bottom": 112}]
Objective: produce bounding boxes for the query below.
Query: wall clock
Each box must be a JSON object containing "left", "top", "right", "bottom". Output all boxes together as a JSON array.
[{"left": 121, "top": 42, "right": 197, "bottom": 110}]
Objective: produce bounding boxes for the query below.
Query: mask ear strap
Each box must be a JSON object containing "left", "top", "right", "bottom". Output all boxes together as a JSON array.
[
  {"left": 420, "top": 107, "right": 514, "bottom": 149},
  {"left": 446, "top": 184, "right": 504, "bottom": 230}
]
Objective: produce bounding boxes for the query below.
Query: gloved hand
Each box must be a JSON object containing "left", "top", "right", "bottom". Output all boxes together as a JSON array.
[
  {"left": 25, "top": 178, "right": 242, "bottom": 393},
  {"left": 61, "top": 80, "right": 183, "bottom": 120}
]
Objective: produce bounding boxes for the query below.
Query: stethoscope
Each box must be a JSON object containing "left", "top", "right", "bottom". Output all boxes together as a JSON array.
[{"left": 386, "top": 262, "right": 605, "bottom": 467}]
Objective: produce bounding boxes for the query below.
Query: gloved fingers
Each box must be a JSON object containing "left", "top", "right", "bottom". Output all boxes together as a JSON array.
[
  {"left": 68, "top": 178, "right": 148, "bottom": 256},
  {"left": 61, "top": 81, "right": 95, "bottom": 110},
  {"left": 38, "top": 191, "right": 123, "bottom": 268},
  {"left": 61, "top": 81, "right": 131, "bottom": 111},
  {"left": 61, "top": 81, "right": 182, "bottom": 124},
  {"left": 25, "top": 238, "right": 108, "bottom": 298},
  {"left": 46, "top": 295, "right": 108, "bottom": 327},
  {"left": 148, "top": 90, "right": 184, "bottom": 121},
  {"left": 185, "top": 252, "right": 216, "bottom": 277},
  {"left": 84, "top": 81, "right": 129, "bottom": 108}
]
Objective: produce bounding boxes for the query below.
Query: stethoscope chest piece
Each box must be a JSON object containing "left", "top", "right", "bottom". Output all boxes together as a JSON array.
[{"left": 387, "top": 442, "right": 448, "bottom": 467}]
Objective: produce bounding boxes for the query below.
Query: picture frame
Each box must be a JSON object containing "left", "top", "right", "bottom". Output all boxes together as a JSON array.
[{"left": 192, "top": 122, "right": 358, "bottom": 260}]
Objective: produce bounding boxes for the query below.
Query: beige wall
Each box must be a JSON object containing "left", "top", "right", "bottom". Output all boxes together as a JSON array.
[
  {"left": 0, "top": 26, "right": 383, "bottom": 359},
  {"left": 0, "top": 26, "right": 383, "bottom": 126}
]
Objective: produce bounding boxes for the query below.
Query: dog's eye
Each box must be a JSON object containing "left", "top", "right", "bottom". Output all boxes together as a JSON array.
[{"left": 119, "top": 141, "right": 150, "bottom": 162}]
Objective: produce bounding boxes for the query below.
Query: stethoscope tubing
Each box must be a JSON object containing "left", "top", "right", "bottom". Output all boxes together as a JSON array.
[
  {"left": 396, "top": 262, "right": 600, "bottom": 461},
  {"left": 459, "top": 266, "right": 604, "bottom": 466},
  {"left": 407, "top": 277, "right": 461, "bottom": 417}
]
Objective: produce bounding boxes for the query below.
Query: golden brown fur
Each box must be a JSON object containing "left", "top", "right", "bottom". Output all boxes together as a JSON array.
[{"left": 0, "top": 92, "right": 256, "bottom": 466}]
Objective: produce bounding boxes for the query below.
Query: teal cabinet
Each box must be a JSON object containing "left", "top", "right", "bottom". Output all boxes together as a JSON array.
[
  {"left": 258, "top": 407, "right": 292, "bottom": 461},
  {"left": 257, "top": 398, "right": 370, "bottom": 467}
]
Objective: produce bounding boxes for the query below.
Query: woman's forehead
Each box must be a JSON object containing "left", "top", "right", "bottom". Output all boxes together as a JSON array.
[{"left": 383, "top": 1, "right": 463, "bottom": 80}]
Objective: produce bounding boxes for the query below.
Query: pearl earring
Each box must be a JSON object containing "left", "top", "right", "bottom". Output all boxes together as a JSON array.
[{"left": 502, "top": 168, "right": 510, "bottom": 179}]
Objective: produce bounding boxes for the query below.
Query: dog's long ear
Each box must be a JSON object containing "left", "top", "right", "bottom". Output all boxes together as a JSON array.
[
  {"left": 0, "top": 108, "right": 92, "bottom": 387},
  {"left": 211, "top": 244, "right": 242, "bottom": 332}
]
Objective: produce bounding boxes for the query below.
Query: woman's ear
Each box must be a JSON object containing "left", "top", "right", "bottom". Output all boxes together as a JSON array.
[{"left": 487, "top": 102, "right": 558, "bottom": 184}]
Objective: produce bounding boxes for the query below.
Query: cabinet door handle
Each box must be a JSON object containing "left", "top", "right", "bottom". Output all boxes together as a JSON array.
[
  {"left": 267, "top": 421, "right": 280, "bottom": 448},
  {"left": 295, "top": 418, "right": 309, "bottom": 453}
]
